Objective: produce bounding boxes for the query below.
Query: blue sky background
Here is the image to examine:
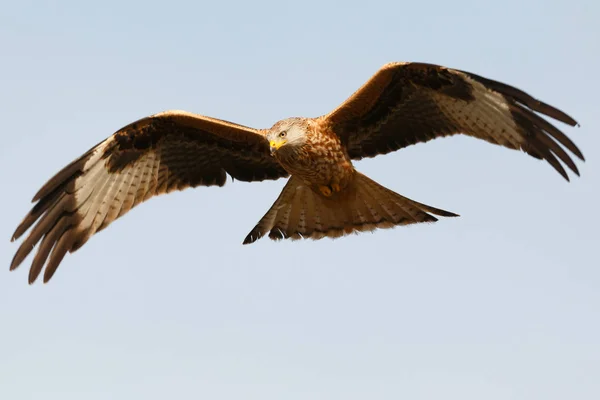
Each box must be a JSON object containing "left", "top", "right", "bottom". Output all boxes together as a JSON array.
[{"left": 1, "top": 1, "right": 598, "bottom": 399}]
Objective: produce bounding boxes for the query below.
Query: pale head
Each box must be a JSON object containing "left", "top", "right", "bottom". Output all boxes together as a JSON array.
[{"left": 267, "top": 117, "right": 309, "bottom": 155}]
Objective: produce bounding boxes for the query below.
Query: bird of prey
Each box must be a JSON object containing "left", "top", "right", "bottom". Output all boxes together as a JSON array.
[{"left": 10, "top": 62, "right": 584, "bottom": 284}]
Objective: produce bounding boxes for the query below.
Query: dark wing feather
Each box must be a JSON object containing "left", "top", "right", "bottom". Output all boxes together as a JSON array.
[
  {"left": 11, "top": 110, "right": 287, "bottom": 283},
  {"left": 323, "top": 62, "right": 583, "bottom": 180}
]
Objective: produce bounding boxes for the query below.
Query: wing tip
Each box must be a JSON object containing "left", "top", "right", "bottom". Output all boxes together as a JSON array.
[
  {"left": 576, "top": 148, "right": 586, "bottom": 162},
  {"left": 9, "top": 249, "right": 24, "bottom": 271}
]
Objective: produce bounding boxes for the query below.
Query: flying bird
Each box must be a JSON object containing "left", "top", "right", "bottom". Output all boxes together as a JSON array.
[{"left": 10, "top": 62, "right": 584, "bottom": 284}]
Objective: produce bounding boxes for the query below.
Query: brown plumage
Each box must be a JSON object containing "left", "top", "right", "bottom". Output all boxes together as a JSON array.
[{"left": 10, "top": 62, "right": 584, "bottom": 283}]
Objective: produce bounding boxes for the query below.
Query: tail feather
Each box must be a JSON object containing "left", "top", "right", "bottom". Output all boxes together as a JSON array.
[{"left": 243, "top": 172, "right": 458, "bottom": 244}]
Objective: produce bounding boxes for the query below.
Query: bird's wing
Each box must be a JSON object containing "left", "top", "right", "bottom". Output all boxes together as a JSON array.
[
  {"left": 322, "top": 62, "right": 583, "bottom": 180},
  {"left": 11, "top": 110, "right": 288, "bottom": 283}
]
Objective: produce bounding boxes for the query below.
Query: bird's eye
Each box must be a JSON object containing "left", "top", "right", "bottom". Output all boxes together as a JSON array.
[{"left": 279, "top": 131, "right": 287, "bottom": 138}]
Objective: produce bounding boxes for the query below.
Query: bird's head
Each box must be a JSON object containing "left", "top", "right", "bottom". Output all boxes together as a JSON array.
[{"left": 267, "top": 118, "right": 308, "bottom": 155}]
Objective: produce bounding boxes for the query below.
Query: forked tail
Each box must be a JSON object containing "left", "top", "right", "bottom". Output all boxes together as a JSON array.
[{"left": 243, "top": 171, "right": 458, "bottom": 244}]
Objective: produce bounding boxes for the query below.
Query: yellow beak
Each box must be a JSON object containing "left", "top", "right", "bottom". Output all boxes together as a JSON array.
[{"left": 269, "top": 140, "right": 286, "bottom": 153}]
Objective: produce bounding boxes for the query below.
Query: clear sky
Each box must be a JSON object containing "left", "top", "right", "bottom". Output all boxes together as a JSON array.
[{"left": 1, "top": 1, "right": 598, "bottom": 399}]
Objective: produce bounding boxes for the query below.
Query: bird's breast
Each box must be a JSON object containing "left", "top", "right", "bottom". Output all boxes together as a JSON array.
[{"left": 275, "top": 138, "right": 354, "bottom": 187}]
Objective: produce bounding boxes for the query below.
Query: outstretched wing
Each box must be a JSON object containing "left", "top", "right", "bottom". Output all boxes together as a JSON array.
[
  {"left": 11, "top": 110, "right": 288, "bottom": 283},
  {"left": 323, "top": 62, "right": 584, "bottom": 180}
]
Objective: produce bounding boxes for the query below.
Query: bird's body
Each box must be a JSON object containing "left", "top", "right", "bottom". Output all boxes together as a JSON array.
[
  {"left": 10, "top": 62, "right": 585, "bottom": 283},
  {"left": 269, "top": 118, "right": 354, "bottom": 195}
]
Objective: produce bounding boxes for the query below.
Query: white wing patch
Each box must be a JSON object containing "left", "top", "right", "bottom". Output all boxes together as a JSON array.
[
  {"left": 73, "top": 142, "right": 161, "bottom": 244},
  {"left": 432, "top": 77, "right": 523, "bottom": 149}
]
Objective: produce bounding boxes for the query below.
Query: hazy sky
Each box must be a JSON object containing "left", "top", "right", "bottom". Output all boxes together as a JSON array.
[{"left": 1, "top": 1, "right": 598, "bottom": 399}]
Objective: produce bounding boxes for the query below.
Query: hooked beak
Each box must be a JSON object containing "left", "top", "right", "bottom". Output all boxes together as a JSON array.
[{"left": 269, "top": 140, "right": 286, "bottom": 154}]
